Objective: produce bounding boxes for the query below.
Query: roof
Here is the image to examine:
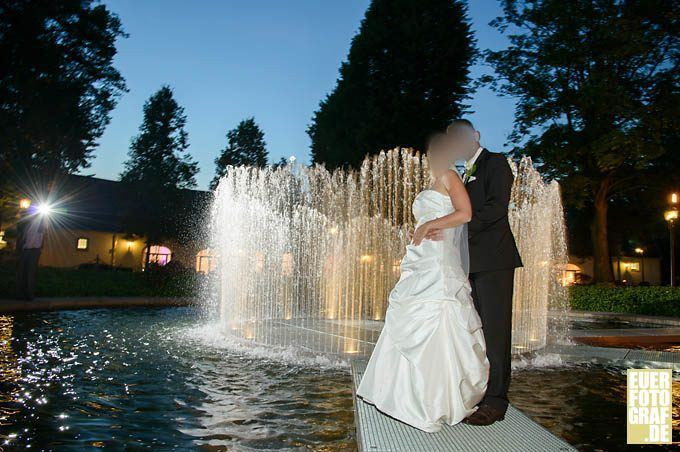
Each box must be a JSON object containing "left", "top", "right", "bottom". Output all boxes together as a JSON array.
[{"left": 43, "top": 174, "right": 209, "bottom": 233}]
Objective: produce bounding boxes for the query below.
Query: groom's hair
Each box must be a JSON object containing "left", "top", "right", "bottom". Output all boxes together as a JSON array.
[{"left": 447, "top": 118, "right": 475, "bottom": 132}]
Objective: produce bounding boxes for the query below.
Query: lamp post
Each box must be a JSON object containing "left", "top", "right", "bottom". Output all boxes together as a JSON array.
[
  {"left": 665, "top": 192, "right": 679, "bottom": 287},
  {"left": 634, "top": 247, "right": 645, "bottom": 285}
]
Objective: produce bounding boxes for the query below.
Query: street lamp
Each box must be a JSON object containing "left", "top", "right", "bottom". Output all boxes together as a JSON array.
[
  {"left": 634, "top": 247, "right": 645, "bottom": 284},
  {"left": 665, "top": 192, "right": 678, "bottom": 286}
]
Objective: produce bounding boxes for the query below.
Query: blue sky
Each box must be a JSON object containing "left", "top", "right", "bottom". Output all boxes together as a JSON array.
[{"left": 90, "top": 0, "right": 516, "bottom": 189}]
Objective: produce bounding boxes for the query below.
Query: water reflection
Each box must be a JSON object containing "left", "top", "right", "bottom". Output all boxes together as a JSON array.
[
  {"left": 511, "top": 364, "right": 680, "bottom": 450},
  {"left": 0, "top": 308, "right": 355, "bottom": 450},
  {"left": 1, "top": 308, "right": 677, "bottom": 450}
]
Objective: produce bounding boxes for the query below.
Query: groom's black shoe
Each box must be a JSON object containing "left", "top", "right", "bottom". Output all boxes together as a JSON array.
[{"left": 463, "top": 404, "right": 505, "bottom": 426}]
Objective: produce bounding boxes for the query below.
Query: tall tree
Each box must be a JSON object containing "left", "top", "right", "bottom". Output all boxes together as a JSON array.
[
  {"left": 485, "top": 0, "right": 679, "bottom": 283},
  {"left": 120, "top": 86, "right": 198, "bottom": 269},
  {"left": 0, "top": 0, "right": 127, "bottom": 194},
  {"left": 211, "top": 117, "right": 267, "bottom": 189},
  {"left": 308, "top": 0, "right": 476, "bottom": 169}
]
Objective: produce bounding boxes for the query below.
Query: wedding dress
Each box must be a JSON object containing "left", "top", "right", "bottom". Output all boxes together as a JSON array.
[{"left": 356, "top": 187, "right": 489, "bottom": 432}]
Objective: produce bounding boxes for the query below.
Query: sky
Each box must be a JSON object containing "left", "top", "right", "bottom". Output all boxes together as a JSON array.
[{"left": 90, "top": 0, "right": 517, "bottom": 189}]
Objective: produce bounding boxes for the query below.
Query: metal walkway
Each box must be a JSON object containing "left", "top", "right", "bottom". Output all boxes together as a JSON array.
[{"left": 351, "top": 360, "right": 576, "bottom": 452}]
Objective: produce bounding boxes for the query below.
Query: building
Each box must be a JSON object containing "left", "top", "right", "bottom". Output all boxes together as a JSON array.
[
  {"left": 17, "top": 175, "right": 213, "bottom": 272},
  {"left": 566, "top": 254, "right": 661, "bottom": 285}
]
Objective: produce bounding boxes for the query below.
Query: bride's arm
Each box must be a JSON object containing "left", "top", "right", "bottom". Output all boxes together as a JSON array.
[{"left": 412, "top": 170, "right": 472, "bottom": 245}]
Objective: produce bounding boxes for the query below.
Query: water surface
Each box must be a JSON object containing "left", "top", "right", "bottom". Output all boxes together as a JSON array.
[
  {"left": 0, "top": 307, "right": 677, "bottom": 450},
  {"left": 0, "top": 308, "right": 355, "bottom": 450}
]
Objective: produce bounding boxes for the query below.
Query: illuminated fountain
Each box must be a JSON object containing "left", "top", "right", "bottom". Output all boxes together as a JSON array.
[{"left": 210, "top": 148, "right": 568, "bottom": 356}]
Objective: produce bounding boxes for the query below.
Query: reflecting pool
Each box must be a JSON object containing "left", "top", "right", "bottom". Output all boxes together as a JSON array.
[
  {"left": 0, "top": 308, "right": 355, "bottom": 450},
  {"left": 0, "top": 307, "right": 677, "bottom": 450}
]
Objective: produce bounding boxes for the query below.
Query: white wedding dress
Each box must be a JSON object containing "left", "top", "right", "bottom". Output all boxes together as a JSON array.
[{"left": 356, "top": 188, "right": 489, "bottom": 432}]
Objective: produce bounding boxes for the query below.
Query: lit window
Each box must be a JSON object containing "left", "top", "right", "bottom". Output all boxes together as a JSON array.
[
  {"left": 196, "top": 248, "right": 218, "bottom": 273},
  {"left": 623, "top": 262, "right": 640, "bottom": 272},
  {"left": 145, "top": 245, "right": 172, "bottom": 266},
  {"left": 77, "top": 238, "right": 89, "bottom": 250}
]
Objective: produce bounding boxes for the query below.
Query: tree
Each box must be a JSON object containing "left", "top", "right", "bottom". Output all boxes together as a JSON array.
[
  {"left": 120, "top": 86, "right": 198, "bottom": 269},
  {"left": 485, "top": 0, "right": 679, "bottom": 283},
  {"left": 271, "top": 157, "right": 289, "bottom": 170},
  {"left": 0, "top": 0, "right": 127, "bottom": 195},
  {"left": 211, "top": 117, "right": 267, "bottom": 189},
  {"left": 308, "top": 0, "right": 476, "bottom": 169}
]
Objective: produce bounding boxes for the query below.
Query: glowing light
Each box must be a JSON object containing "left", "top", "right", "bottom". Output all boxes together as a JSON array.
[
  {"left": 281, "top": 253, "right": 294, "bottom": 275},
  {"left": 19, "top": 199, "right": 31, "bottom": 209},
  {"left": 665, "top": 209, "right": 678, "bottom": 222},
  {"left": 36, "top": 203, "right": 52, "bottom": 216},
  {"left": 634, "top": 247, "right": 644, "bottom": 255},
  {"left": 671, "top": 193, "right": 678, "bottom": 204},
  {"left": 360, "top": 254, "right": 374, "bottom": 264}
]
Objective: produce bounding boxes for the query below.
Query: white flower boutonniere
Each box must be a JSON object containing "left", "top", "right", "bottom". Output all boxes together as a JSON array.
[{"left": 463, "top": 162, "right": 477, "bottom": 184}]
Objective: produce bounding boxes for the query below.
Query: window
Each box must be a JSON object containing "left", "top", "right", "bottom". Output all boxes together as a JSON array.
[
  {"left": 624, "top": 262, "right": 640, "bottom": 272},
  {"left": 76, "top": 237, "right": 89, "bottom": 250},
  {"left": 145, "top": 245, "right": 172, "bottom": 266},
  {"left": 196, "top": 249, "right": 218, "bottom": 273}
]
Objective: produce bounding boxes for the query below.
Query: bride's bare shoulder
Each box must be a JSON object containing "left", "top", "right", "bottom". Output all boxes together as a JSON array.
[{"left": 442, "top": 168, "right": 464, "bottom": 188}]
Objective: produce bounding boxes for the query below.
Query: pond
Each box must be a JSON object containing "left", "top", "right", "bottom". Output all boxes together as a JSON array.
[{"left": 0, "top": 307, "right": 677, "bottom": 450}]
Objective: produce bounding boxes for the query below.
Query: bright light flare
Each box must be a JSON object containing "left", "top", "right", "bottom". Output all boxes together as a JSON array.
[
  {"left": 36, "top": 203, "right": 53, "bottom": 216},
  {"left": 19, "top": 198, "right": 31, "bottom": 209}
]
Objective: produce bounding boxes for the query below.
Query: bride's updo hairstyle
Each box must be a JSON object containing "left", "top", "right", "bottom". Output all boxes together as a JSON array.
[{"left": 426, "top": 132, "right": 454, "bottom": 180}]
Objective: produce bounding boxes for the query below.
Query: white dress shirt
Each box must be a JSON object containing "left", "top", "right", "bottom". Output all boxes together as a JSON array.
[{"left": 467, "top": 146, "right": 484, "bottom": 168}]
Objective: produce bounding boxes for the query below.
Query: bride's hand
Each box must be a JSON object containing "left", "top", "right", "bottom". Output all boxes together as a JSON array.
[
  {"left": 412, "top": 222, "right": 432, "bottom": 246},
  {"left": 425, "top": 228, "right": 445, "bottom": 241}
]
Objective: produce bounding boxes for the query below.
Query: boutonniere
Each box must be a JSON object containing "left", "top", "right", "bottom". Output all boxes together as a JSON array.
[{"left": 463, "top": 162, "right": 477, "bottom": 184}]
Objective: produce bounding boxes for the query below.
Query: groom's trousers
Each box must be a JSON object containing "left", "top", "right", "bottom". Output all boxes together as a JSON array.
[{"left": 469, "top": 268, "right": 515, "bottom": 413}]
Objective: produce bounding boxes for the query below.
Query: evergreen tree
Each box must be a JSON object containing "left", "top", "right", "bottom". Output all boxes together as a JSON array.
[
  {"left": 271, "top": 157, "right": 289, "bottom": 170},
  {"left": 485, "top": 0, "right": 678, "bottom": 283},
  {"left": 120, "top": 86, "right": 198, "bottom": 269},
  {"left": 0, "top": 0, "right": 126, "bottom": 214},
  {"left": 211, "top": 118, "right": 267, "bottom": 189},
  {"left": 308, "top": 0, "right": 476, "bottom": 169}
]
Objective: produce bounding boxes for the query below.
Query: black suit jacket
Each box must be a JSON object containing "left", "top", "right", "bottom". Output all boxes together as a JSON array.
[{"left": 465, "top": 149, "right": 522, "bottom": 273}]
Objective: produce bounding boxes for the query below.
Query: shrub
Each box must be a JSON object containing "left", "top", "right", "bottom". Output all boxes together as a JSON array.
[
  {"left": 569, "top": 286, "right": 680, "bottom": 318},
  {"left": 0, "top": 264, "right": 203, "bottom": 298}
]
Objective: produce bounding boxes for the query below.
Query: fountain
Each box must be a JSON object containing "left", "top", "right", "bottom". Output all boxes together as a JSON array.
[{"left": 210, "top": 148, "right": 568, "bottom": 356}]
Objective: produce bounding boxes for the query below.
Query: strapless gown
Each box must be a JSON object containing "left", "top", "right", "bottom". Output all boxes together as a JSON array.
[{"left": 356, "top": 189, "right": 489, "bottom": 432}]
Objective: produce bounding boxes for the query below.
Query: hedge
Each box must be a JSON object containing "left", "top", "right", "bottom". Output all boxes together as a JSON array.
[
  {"left": 0, "top": 263, "right": 204, "bottom": 298},
  {"left": 569, "top": 286, "right": 680, "bottom": 318}
]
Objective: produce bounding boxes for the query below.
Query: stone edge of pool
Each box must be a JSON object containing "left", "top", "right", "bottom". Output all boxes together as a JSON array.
[
  {"left": 0, "top": 297, "right": 197, "bottom": 312},
  {"left": 551, "top": 309, "right": 680, "bottom": 326}
]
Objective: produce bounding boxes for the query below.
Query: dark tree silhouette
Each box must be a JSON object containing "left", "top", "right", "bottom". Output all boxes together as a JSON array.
[
  {"left": 0, "top": 0, "right": 127, "bottom": 195},
  {"left": 211, "top": 117, "right": 267, "bottom": 189},
  {"left": 271, "top": 157, "right": 289, "bottom": 170},
  {"left": 120, "top": 86, "right": 198, "bottom": 269},
  {"left": 485, "top": 0, "right": 679, "bottom": 283},
  {"left": 308, "top": 0, "right": 476, "bottom": 169}
]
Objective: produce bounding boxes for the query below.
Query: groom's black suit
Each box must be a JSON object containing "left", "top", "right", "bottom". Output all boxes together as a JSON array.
[{"left": 465, "top": 148, "right": 522, "bottom": 414}]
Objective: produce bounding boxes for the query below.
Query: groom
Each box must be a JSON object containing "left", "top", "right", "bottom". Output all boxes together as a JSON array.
[{"left": 428, "top": 118, "right": 522, "bottom": 425}]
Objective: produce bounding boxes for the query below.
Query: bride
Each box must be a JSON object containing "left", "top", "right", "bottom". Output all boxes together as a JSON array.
[{"left": 356, "top": 133, "right": 489, "bottom": 433}]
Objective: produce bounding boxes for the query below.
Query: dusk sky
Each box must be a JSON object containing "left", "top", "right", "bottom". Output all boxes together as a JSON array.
[{"left": 91, "top": 0, "right": 517, "bottom": 189}]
